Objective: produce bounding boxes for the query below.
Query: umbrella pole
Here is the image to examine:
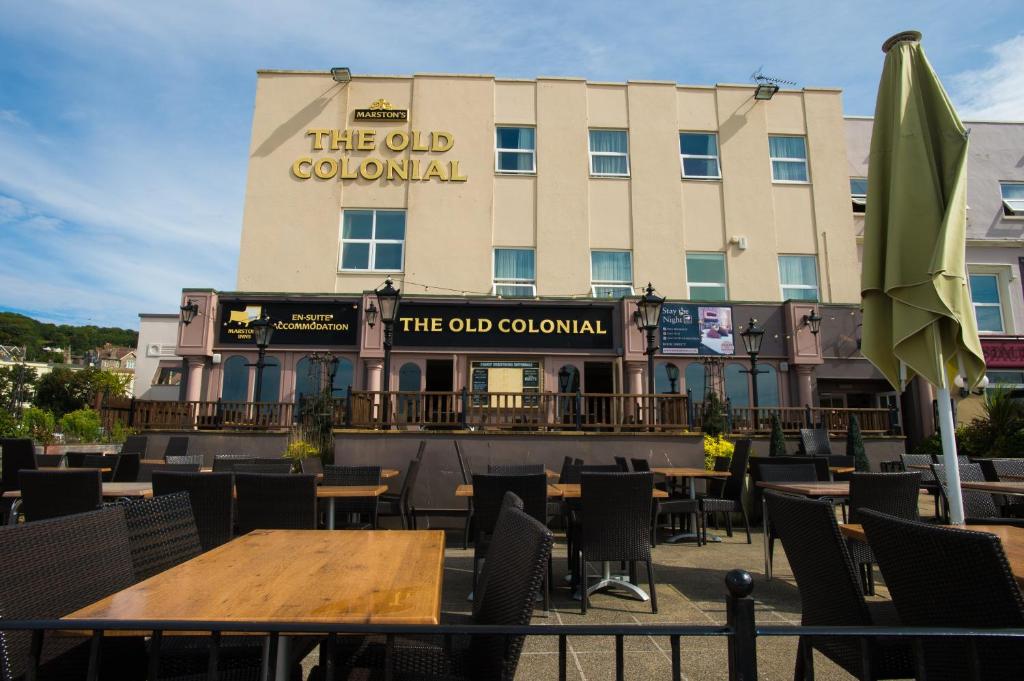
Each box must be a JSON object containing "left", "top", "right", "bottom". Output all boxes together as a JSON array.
[{"left": 936, "top": 386, "right": 966, "bottom": 525}]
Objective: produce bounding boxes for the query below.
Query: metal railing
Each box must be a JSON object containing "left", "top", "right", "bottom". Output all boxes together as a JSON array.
[{"left": 2, "top": 570, "right": 1020, "bottom": 681}]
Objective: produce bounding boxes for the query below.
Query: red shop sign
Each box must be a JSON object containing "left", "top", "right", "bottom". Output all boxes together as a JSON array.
[{"left": 980, "top": 338, "right": 1024, "bottom": 368}]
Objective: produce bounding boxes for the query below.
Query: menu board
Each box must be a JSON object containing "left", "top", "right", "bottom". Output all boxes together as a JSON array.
[
  {"left": 660, "top": 304, "right": 735, "bottom": 356},
  {"left": 471, "top": 368, "right": 489, "bottom": 392}
]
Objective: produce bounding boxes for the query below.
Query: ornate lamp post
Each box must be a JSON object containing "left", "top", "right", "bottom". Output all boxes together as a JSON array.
[
  {"left": 666, "top": 363, "right": 680, "bottom": 394},
  {"left": 250, "top": 312, "right": 275, "bottom": 403},
  {"left": 739, "top": 318, "right": 767, "bottom": 429},
  {"left": 366, "top": 278, "right": 401, "bottom": 427},
  {"left": 802, "top": 308, "right": 823, "bottom": 335},
  {"left": 634, "top": 283, "right": 665, "bottom": 395},
  {"left": 179, "top": 298, "right": 199, "bottom": 326}
]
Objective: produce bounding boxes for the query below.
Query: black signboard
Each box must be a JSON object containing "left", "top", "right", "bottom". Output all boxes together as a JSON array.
[
  {"left": 392, "top": 302, "right": 615, "bottom": 350},
  {"left": 218, "top": 301, "right": 359, "bottom": 346},
  {"left": 471, "top": 368, "right": 489, "bottom": 392},
  {"left": 659, "top": 303, "right": 735, "bottom": 356}
]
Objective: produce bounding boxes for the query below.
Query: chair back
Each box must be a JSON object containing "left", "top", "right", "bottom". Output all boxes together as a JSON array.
[
  {"left": 799, "top": 428, "right": 833, "bottom": 457},
  {"left": 64, "top": 451, "right": 88, "bottom": 468},
  {"left": 82, "top": 454, "right": 109, "bottom": 471},
  {"left": 557, "top": 456, "right": 574, "bottom": 482},
  {"left": 721, "top": 439, "right": 753, "bottom": 502},
  {"left": 0, "top": 507, "right": 137, "bottom": 680},
  {"left": 900, "top": 453, "right": 936, "bottom": 482},
  {"left": 848, "top": 472, "right": 921, "bottom": 523},
  {"left": 579, "top": 472, "right": 653, "bottom": 562},
  {"left": 300, "top": 457, "right": 324, "bottom": 476},
  {"left": 751, "top": 455, "right": 829, "bottom": 481},
  {"left": 861, "top": 509, "right": 1024, "bottom": 679},
  {"left": 471, "top": 473, "right": 548, "bottom": 539},
  {"left": 397, "top": 457, "right": 421, "bottom": 505},
  {"left": 19, "top": 469, "right": 102, "bottom": 521},
  {"left": 559, "top": 463, "right": 620, "bottom": 484},
  {"left": 114, "top": 492, "right": 202, "bottom": 581},
  {"left": 932, "top": 462, "right": 1000, "bottom": 519},
  {"left": 573, "top": 458, "right": 583, "bottom": 466},
  {"left": 705, "top": 455, "right": 732, "bottom": 497},
  {"left": 414, "top": 440, "right": 427, "bottom": 462},
  {"left": 613, "top": 456, "right": 630, "bottom": 471},
  {"left": 152, "top": 471, "right": 234, "bottom": 551},
  {"left": 0, "top": 438, "right": 36, "bottom": 492},
  {"left": 828, "top": 454, "right": 855, "bottom": 468},
  {"left": 235, "top": 473, "right": 317, "bottom": 532},
  {"left": 33, "top": 454, "right": 64, "bottom": 468},
  {"left": 163, "top": 436, "right": 190, "bottom": 458},
  {"left": 629, "top": 458, "right": 650, "bottom": 472},
  {"left": 757, "top": 464, "right": 817, "bottom": 483},
  {"left": 120, "top": 435, "right": 148, "bottom": 456},
  {"left": 991, "top": 458, "right": 1024, "bottom": 480},
  {"left": 166, "top": 455, "right": 204, "bottom": 466},
  {"left": 111, "top": 453, "right": 140, "bottom": 482},
  {"left": 468, "top": 502, "right": 553, "bottom": 681},
  {"left": 454, "top": 440, "right": 472, "bottom": 484},
  {"left": 233, "top": 462, "right": 294, "bottom": 475},
  {"left": 323, "top": 465, "right": 381, "bottom": 526},
  {"left": 212, "top": 455, "right": 256, "bottom": 472},
  {"left": 488, "top": 464, "right": 544, "bottom": 475}
]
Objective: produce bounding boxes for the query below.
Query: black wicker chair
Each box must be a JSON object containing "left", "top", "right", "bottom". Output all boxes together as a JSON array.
[
  {"left": 699, "top": 438, "right": 753, "bottom": 544},
  {"left": 379, "top": 458, "right": 422, "bottom": 530},
  {"left": 33, "top": 454, "right": 64, "bottom": 468},
  {"left": 315, "top": 497, "right": 552, "bottom": 681},
  {"left": 64, "top": 451, "right": 88, "bottom": 468},
  {"left": 981, "top": 458, "right": 1024, "bottom": 516},
  {"left": 0, "top": 506, "right": 148, "bottom": 680},
  {"left": 162, "top": 436, "right": 190, "bottom": 459},
  {"left": 82, "top": 454, "right": 114, "bottom": 481},
  {"left": 576, "top": 472, "right": 657, "bottom": 615},
  {"left": 613, "top": 456, "right": 630, "bottom": 471},
  {"left": 764, "top": 492, "right": 913, "bottom": 680},
  {"left": 114, "top": 491, "right": 203, "bottom": 581},
  {"left": 861, "top": 509, "right": 1024, "bottom": 680},
  {"left": 235, "top": 473, "right": 317, "bottom": 533},
  {"left": 455, "top": 441, "right": 473, "bottom": 549},
  {"left": 322, "top": 465, "right": 381, "bottom": 529},
  {"left": 901, "top": 453, "right": 941, "bottom": 516},
  {"left": 166, "top": 455, "right": 204, "bottom": 466},
  {"left": 749, "top": 455, "right": 830, "bottom": 523},
  {"left": 300, "top": 457, "right": 324, "bottom": 476},
  {"left": 798, "top": 428, "right": 832, "bottom": 457},
  {"left": 152, "top": 471, "right": 234, "bottom": 551},
  {"left": 212, "top": 455, "right": 257, "bottom": 472},
  {"left": 18, "top": 469, "right": 103, "bottom": 522},
  {"left": 487, "top": 463, "right": 545, "bottom": 475},
  {"left": 759, "top": 464, "right": 819, "bottom": 575},
  {"left": 846, "top": 472, "right": 921, "bottom": 594},
  {"left": 120, "top": 434, "right": 148, "bottom": 456},
  {"left": 1, "top": 437, "right": 36, "bottom": 524},
  {"left": 932, "top": 462, "right": 1024, "bottom": 526},
  {"left": 111, "top": 452, "right": 141, "bottom": 482}
]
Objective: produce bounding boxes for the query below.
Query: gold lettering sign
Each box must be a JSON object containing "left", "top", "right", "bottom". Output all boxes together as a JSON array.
[
  {"left": 354, "top": 98, "right": 409, "bottom": 120},
  {"left": 398, "top": 317, "right": 607, "bottom": 336}
]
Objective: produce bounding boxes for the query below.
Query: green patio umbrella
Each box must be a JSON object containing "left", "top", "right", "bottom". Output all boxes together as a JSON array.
[{"left": 860, "top": 31, "right": 986, "bottom": 525}]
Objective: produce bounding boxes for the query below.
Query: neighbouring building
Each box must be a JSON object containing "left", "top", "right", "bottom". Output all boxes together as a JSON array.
[{"left": 133, "top": 314, "right": 184, "bottom": 400}]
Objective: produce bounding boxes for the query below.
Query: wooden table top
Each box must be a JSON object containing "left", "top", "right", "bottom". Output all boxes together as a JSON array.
[
  {"left": 39, "top": 466, "right": 112, "bottom": 473},
  {"left": 63, "top": 529, "right": 445, "bottom": 626},
  {"left": 316, "top": 485, "right": 388, "bottom": 498},
  {"left": 652, "top": 467, "right": 731, "bottom": 479},
  {"left": 3, "top": 482, "right": 153, "bottom": 499},
  {"left": 140, "top": 461, "right": 400, "bottom": 479},
  {"left": 962, "top": 480, "right": 1024, "bottom": 496},
  {"left": 454, "top": 483, "right": 668, "bottom": 499},
  {"left": 756, "top": 481, "right": 851, "bottom": 498},
  {"left": 841, "top": 523, "right": 1024, "bottom": 589},
  {"left": 831, "top": 466, "right": 855, "bottom": 475}
]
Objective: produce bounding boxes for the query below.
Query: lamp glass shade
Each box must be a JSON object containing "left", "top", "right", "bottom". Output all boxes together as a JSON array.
[
  {"left": 740, "top": 318, "right": 765, "bottom": 355},
  {"left": 180, "top": 299, "right": 199, "bottom": 325},
  {"left": 252, "top": 314, "right": 275, "bottom": 348},
  {"left": 365, "top": 301, "right": 379, "bottom": 328},
  {"left": 635, "top": 283, "right": 665, "bottom": 330},
  {"left": 665, "top": 363, "right": 680, "bottom": 382},
  {"left": 375, "top": 278, "right": 401, "bottom": 323},
  {"left": 806, "top": 309, "right": 823, "bottom": 335}
]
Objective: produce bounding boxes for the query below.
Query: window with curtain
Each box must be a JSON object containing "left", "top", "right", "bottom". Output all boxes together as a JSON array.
[
  {"left": 221, "top": 355, "right": 249, "bottom": 402},
  {"left": 684, "top": 363, "right": 706, "bottom": 400},
  {"left": 493, "top": 248, "right": 536, "bottom": 296},
  {"left": 1000, "top": 182, "right": 1024, "bottom": 216},
  {"left": 679, "top": 132, "right": 721, "bottom": 178},
  {"left": 257, "top": 357, "right": 281, "bottom": 403},
  {"left": 340, "top": 209, "right": 405, "bottom": 271},
  {"left": 769, "top": 136, "right": 808, "bottom": 182},
  {"left": 589, "top": 130, "right": 629, "bottom": 176},
  {"left": 591, "top": 250, "right": 633, "bottom": 297},
  {"left": 686, "top": 253, "right": 727, "bottom": 300},
  {"left": 495, "top": 127, "right": 536, "bottom": 173},
  {"left": 969, "top": 272, "right": 1005, "bottom": 333},
  {"left": 725, "top": 363, "right": 749, "bottom": 407},
  {"left": 331, "top": 358, "right": 354, "bottom": 396},
  {"left": 778, "top": 255, "right": 819, "bottom": 301},
  {"left": 757, "top": 365, "right": 780, "bottom": 407},
  {"left": 850, "top": 178, "right": 867, "bottom": 213}
]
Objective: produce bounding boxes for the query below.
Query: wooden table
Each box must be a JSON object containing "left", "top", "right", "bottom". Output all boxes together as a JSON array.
[
  {"left": 316, "top": 485, "right": 389, "bottom": 529},
  {"left": 455, "top": 483, "right": 668, "bottom": 499},
  {"left": 39, "top": 466, "right": 112, "bottom": 474},
  {"left": 653, "top": 467, "right": 732, "bottom": 543},
  {"left": 962, "top": 480, "right": 1024, "bottom": 496},
  {"left": 831, "top": 466, "right": 855, "bottom": 475},
  {"left": 63, "top": 529, "right": 445, "bottom": 679},
  {"left": 841, "top": 523, "right": 1024, "bottom": 589},
  {"left": 3, "top": 482, "right": 153, "bottom": 500},
  {"left": 140, "top": 461, "right": 401, "bottom": 479}
]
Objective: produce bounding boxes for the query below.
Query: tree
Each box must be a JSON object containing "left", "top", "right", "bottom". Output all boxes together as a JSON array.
[
  {"left": 0, "top": 311, "right": 137, "bottom": 362},
  {"left": 0, "top": 364, "right": 38, "bottom": 413},
  {"left": 33, "top": 367, "right": 130, "bottom": 417},
  {"left": 847, "top": 415, "right": 869, "bottom": 472},
  {"left": 769, "top": 413, "right": 787, "bottom": 457}
]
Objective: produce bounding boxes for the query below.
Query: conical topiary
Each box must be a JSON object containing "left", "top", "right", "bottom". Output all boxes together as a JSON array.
[
  {"left": 769, "top": 413, "right": 787, "bottom": 457},
  {"left": 847, "top": 414, "right": 869, "bottom": 471},
  {"left": 702, "top": 390, "right": 726, "bottom": 437}
]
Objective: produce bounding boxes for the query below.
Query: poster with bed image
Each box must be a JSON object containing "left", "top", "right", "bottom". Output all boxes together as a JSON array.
[{"left": 659, "top": 304, "right": 734, "bottom": 355}]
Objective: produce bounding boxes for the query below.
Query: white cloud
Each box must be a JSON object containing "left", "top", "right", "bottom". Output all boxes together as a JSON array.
[
  {"left": 0, "top": 196, "right": 25, "bottom": 221},
  {"left": 952, "top": 34, "right": 1024, "bottom": 121}
]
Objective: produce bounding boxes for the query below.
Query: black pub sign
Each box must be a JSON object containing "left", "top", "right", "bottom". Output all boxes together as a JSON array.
[
  {"left": 393, "top": 302, "right": 616, "bottom": 350},
  {"left": 218, "top": 301, "right": 359, "bottom": 346}
]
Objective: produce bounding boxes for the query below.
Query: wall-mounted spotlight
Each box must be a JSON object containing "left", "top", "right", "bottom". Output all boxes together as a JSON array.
[
  {"left": 331, "top": 67, "right": 352, "bottom": 83},
  {"left": 750, "top": 69, "right": 796, "bottom": 101}
]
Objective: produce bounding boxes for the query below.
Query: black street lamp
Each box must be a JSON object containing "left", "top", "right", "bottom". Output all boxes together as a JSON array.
[
  {"left": 250, "top": 312, "right": 275, "bottom": 403},
  {"left": 739, "top": 318, "right": 767, "bottom": 429},
  {"left": 802, "top": 308, "right": 823, "bottom": 335},
  {"left": 366, "top": 278, "right": 401, "bottom": 427},
  {"left": 634, "top": 283, "right": 665, "bottom": 396},
  {"left": 180, "top": 298, "right": 199, "bottom": 326}
]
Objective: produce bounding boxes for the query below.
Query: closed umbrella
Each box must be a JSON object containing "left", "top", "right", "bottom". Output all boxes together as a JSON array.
[{"left": 860, "top": 31, "right": 986, "bottom": 525}]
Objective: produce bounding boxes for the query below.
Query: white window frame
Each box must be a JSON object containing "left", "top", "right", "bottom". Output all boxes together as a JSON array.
[
  {"left": 494, "top": 126, "right": 536, "bottom": 175},
  {"left": 679, "top": 132, "right": 721, "bottom": 179},
  {"left": 850, "top": 177, "right": 867, "bottom": 211},
  {"left": 769, "top": 135, "right": 810, "bottom": 184},
  {"left": 1000, "top": 181, "right": 1024, "bottom": 217},
  {"left": 339, "top": 209, "right": 406, "bottom": 272},
  {"left": 967, "top": 265, "right": 1013, "bottom": 334},
  {"left": 588, "top": 129, "right": 630, "bottom": 178},
  {"left": 778, "top": 255, "right": 820, "bottom": 301},
  {"left": 685, "top": 252, "right": 728, "bottom": 300},
  {"left": 492, "top": 248, "right": 537, "bottom": 297},
  {"left": 590, "top": 250, "right": 634, "bottom": 298}
]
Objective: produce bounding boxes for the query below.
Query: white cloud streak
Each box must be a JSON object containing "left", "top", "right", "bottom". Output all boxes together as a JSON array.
[{"left": 952, "top": 34, "right": 1024, "bottom": 120}]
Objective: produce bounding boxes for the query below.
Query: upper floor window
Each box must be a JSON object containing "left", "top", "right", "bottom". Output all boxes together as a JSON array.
[
  {"left": 495, "top": 127, "right": 536, "bottom": 174},
  {"left": 769, "top": 135, "right": 809, "bottom": 183},
  {"left": 969, "top": 270, "right": 1006, "bottom": 333},
  {"left": 1000, "top": 182, "right": 1024, "bottom": 216},
  {"left": 589, "top": 130, "right": 629, "bottom": 177},
  {"left": 778, "top": 255, "right": 819, "bottom": 301},
  {"left": 493, "top": 248, "right": 536, "bottom": 297},
  {"left": 591, "top": 250, "right": 634, "bottom": 297},
  {"left": 340, "top": 210, "right": 405, "bottom": 271},
  {"left": 850, "top": 178, "right": 867, "bottom": 213},
  {"left": 686, "top": 253, "right": 728, "bottom": 300},
  {"left": 679, "top": 133, "right": 721, "bottom": 179}
]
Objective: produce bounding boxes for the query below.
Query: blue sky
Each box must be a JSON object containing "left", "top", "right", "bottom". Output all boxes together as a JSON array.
[{"left": 1, "top": 1, "right": 1022, "bottom": 329}]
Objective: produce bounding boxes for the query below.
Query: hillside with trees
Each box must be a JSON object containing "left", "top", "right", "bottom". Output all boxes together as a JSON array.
[{"left": 0, "top": 312, "right": 138, "bottom": 361}]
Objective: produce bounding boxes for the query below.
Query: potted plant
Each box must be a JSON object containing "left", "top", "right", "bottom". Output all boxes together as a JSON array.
[{"left": 283, "top": 439, "right": 320, "bottom": 473}]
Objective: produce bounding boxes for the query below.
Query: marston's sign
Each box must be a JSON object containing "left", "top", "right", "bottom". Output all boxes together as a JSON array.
[
  {"left": 353, "top": 98, "right": 408, "bottom": 121},
  {"left": 980, "top": 338, "right": 1024, "bottom": 368},
  {"left": 393, "top": 302, "right": 616, "bottom": 350},
  {"left": 218, "top": 301, "right": 359, "bottom": 346}
]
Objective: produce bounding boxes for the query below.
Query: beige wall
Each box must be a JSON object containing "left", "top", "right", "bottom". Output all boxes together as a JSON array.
[{"left": 238, "top": 72, "right": 859, "bottom": 304}]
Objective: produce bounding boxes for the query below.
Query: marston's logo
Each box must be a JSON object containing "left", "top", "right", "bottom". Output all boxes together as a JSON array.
[
  {"left": 226, "top": 306, "right": 262, "bottom": 327},
  {"left": 354, "top": 98, "right": 408, "bottom": 121}
]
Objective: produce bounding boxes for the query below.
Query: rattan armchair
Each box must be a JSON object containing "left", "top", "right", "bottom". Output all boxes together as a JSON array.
[
  {"left": 379, "top": 458, "right": 422, "bottom": 530},
  {"left": 152, "top": 471, "right": 234, "bottom": 551},
  {"left": 18, "top": 469, "right": 103, "bottom": 522},
  {"left": 846, "top": 472, "right": 921, "bottom": 594},
  {"left": 699, "top": 438, "right": 753, "bottom": 543},
  {"left": 932, "top": 462, "right": 1024, "bottom": 526},
  {"left": 162, "top": 436, "right": 190, "bottom": 458},
  {"left": 487, "top": 463, "right": 545, "bottom": 475},
  {"left": 235, "top": 473, "right": 317, "bottom": 532},
  {"left": 322, "top": 465, "right": 382, "bottom": 528}
]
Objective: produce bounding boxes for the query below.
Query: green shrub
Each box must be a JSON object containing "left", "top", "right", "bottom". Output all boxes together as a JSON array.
[
  {"left": 768, "top": 413, "right": 787, "bottom": 457},
  {"left": 703, "top": 433, "right": 734, "bottom": 470},
  {"left": 0, "top": 409, "right": 20, "bottom": 438},
  {"left": 846, "top": 415, "right": 869, "bottom": 471},
  {"left": 60, "top": 407, "right": 102, "bottom": 443},
  {"left": 701, "top": 391, "right": 726, "bottom": 437},
  {"left": 20, "top": 407, "right": 56, "bottom": 446}
]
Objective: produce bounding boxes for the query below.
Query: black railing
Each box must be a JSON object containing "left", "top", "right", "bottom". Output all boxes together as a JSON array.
[{"left": 4, "top": 570, "right": 1023, "bottom": 681}]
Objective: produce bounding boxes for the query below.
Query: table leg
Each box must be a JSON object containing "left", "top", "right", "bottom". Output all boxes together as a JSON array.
[
  {"left": 274, "top": 635, "right": 291, "bottom": 681},
  {"left": 762, "top": 495, "right": 771, "bottom": 580},
  {"left": 584, "top": 561, "right": 650, "bottom": 602},
  {"left": 665, "top": 477, "right": 714, "bottom": 544},
  {"left": 327, "top": 498, "right": 335, "bottom": 531},
  {"left": 8, "top": 499, "right": 21, "bottom": 525}
]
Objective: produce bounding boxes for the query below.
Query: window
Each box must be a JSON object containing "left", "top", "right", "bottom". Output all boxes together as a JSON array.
[
  {"left": 589, "top": 130, "right": 629, "bottom": 176},
  {"left": 495, "top": 127, "right": 536, "bottom": 173},
  {"left": 331, "top": 358, "right": 354, "bottom": 396},
  {"left": 686, "top": 253, "right": 728, "bottom": 301},
  {"left": 154, "top": 367, "right": 182, "bottom": 386},
  {"left": 769, "top": 135, "right": 808, "bottom": 182},
  {"left": 969, "top": 271, "right": 1005, "bottom": 333},
  {"left": 125, "top": 358, "right": 135, "bottom": 369},
  {"left": 340, "top": 210, "right": 405, "bottom": 271},
  {"left": 850, "top": 178, "right": 867, "bottom": 213},
  {"left": 725, "top": 363, "right": 749, "bottom": 407},
  {"left": 757, "top": 365, "right": 780, "bottom": 407},
  {"left": 294, "top": 357, "right": 321, "bottom": 408},
  {"left": 684, "top": 363, "right": 706, "bottom": 400},
  {"left": 1000, "top": 182, "right": 1024, "bottom": 216},
  {"left": 591, "top": 251, "right": 633, "bottom": 297},
  {"left": 778, "top": 255, "right": 819, "bottom": 301},
  {"left": 493, "top": 248, "right": 536, "bottom": 297},
  {"left": 221, "top": 356, "right": 249, "bottom": 401},
  {"left": 257, "top": 357, "right": 281, "bottom": 403},
  {"left": 679, "top": 133, "right": 721, "bottom": 179}
]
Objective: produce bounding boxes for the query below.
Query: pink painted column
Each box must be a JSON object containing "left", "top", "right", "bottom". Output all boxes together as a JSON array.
[
  {"left": 795, "top": 365, "right": 815, "bottom": 408},
  {"left": 626, "top": 361, "right": 645, "bottom": 422},
  {"left": 185, "top": 358, "right": 205, "bottom": 402}
]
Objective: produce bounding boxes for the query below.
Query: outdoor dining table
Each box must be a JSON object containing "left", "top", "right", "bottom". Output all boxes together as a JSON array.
[
  {"left": 39, "top": 465, "right": 112, "bottom": 474},
  {"left": 454, "top": 483, "right": 669, "bottom": 499},
  {"left": 962, "top": 480, "right": 1024, "bottom": 496},
  {"left": 140, "top": 460, "right": 401, "bottom": 479},
  {"left": 62, "top": 529, "right": 446, "bottom": 681},
  {"left": 652, "top": 467, "right": 732, "bottom": 543},
  {"left": 317, "top": 485, "right": 388, "bottom": 529}
]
